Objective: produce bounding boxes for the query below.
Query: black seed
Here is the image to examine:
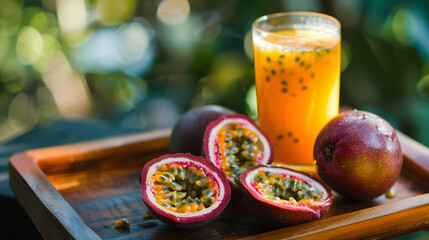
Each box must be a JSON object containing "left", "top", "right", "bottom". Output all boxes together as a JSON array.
[
  {"left": 189, "top": 190, "right": 197, "bottom": 198},
  {"left": 203, "top": 189, "right": 214, "bottom": 196},
  {"left": 295, "top": 56, "right": 300, "bottom": 62},
  {"left": 271, "top": 69, "right": 276, "bottom": 75},
  {"left": 267, "top": 56, "right": 271, "bottom": 62},
  {"left": 300, "top": 61, "right": 305, "bottom": 67},
  {"left": 280, "top": 68, "right": 285, "bottom": 74},
  {"left": 265, "top": 76, "right": 270, "bottom": 82},
  {"left": 311, "top": 72, "right": 315, "bottom": 78},
  {"left": 281, "top": 80, "right": 287, "bottom": 85},
  {"left": 284, "top": 179, "right": 290, "bottom": 189},
  {"left": 281, "top": 88, "right": 287, "bottom": 93},
  {"left": 277, "top": 60, "right": 283, "bottom": 65},
  {"left": 236, "top": 128, "right": 243, "bottom": 137},
  {"left": 291, "top": 180, "right": 298, "bottom": 191},
  {"left": 265, "top": 172, "right": 272, "bottom": 177},
  {"left": 293, "top": 138, "right": 299, "bottom": 143},
  {"left": 277, "top": 134, "right": 283, "bottom": 140},
  {"left": 302, "top": 86, "right": 307, "bottom": 91},
  {"left": 246, "top": 138, "right": 253, "bottom": 143},
  {"left": 305, "top": 64, "right": 311, "bottom": 70},
  {"left": 326, "top": 49, "right": 330, "bottom": 53},
  {"left": 275, "top": 143, "right": 278, "bottom": 147},
  {"left": 229, "top": 164, "right": 239, "bottom": 170},
  {"left": 287, "top": 131, "right": 292, "bottom": 137},
  {"left": 280, "top": 54, "right": 285, "bottom": 58},
  {"left": 299, "top": 77, "right": 304, "bottom": 83}
]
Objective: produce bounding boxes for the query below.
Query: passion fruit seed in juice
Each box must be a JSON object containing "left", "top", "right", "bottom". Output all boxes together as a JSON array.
[
  {"left": 253, "top": 170, "right": 322, "bottom": 205},
  {"left": 254, "top": 29, "right": 340, "bottom": 165},
  {"left": 151, "top": 163, "right": 218, "bottom": 213},
  {"left": 216, "top": 126, "right": 261, "bottom": 185}
]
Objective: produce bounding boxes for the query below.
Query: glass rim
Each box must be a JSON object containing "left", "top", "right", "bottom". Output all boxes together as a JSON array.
[{"left": 252, "top": 11, "right": 341, "bottom": 39}]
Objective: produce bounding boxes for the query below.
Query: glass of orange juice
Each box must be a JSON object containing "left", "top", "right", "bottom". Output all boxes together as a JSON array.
[{"left": 252, "top": 12, "right": 341, "bottom": 165}]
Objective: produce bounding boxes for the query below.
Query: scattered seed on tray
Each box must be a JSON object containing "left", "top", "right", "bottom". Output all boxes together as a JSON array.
[
  {"left": 114, "top": 218, "right": 130, "bottom": 229},
  {"left": 311, "top": 73, "right": 315, "bottom": 78},
  {"left": 287, "top": 131, "right": 293, "bottom": 137},
  {"left": 293, "top": 138, "right": 299, "bottom": 143},
  {"left": 281, "top": 80, "right": 287, "bottom": 85},
  {"left": 281, "top": 88, "right": 287, "bottom": 93},
  {"left": 277, "top": 134, "right": 283, "bottom": 140},
  {"left": 295, "top": 56, "right": 300, "bottom": 62},
  {"left": 299, "top": 77, "right": 304, "bottom": 83},
  {"left": 302, "top": 86, "right": 308, "bottom": 91}
]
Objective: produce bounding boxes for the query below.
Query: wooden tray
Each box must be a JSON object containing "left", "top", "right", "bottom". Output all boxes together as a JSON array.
[{"left": 9, "top": 129, "right": 429, "bottom": 240}]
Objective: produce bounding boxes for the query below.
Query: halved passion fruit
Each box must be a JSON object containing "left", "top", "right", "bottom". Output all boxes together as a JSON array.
[
  {"left": 140, "top": 153, "right": 231, "bottom": 228},
  {"left": 240, "top": 165, "right": 333, "bottom": 228},
  {"left": 203, "top": 114, "right": 273, "bottom": 190}
]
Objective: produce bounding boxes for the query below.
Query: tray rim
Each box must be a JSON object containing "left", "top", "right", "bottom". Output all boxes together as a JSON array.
[{"left": 9, "top": 128, "right": 429, "bottom": 240}]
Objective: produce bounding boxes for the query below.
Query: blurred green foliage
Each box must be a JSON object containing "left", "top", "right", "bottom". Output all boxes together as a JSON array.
[{"left": 0, "top": 0, "right": 428, "bottom": 148}]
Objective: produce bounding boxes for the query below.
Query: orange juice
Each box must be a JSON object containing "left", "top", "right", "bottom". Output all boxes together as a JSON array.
[{"left": 253, "top": 29, "right": 340, "bottom": 165}]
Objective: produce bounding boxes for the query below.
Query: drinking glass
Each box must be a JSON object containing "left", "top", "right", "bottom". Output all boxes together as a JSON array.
[{"left": 252, "top": 12, "right": 341, "bottom": 165}]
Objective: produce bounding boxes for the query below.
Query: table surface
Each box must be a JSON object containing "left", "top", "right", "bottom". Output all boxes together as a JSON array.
[{"left": 1, "top": 120, "right": 428, "bottom": 239}]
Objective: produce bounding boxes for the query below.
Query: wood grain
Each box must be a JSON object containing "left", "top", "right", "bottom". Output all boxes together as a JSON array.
[{"left": 9, "top": 129, "right": 429, "bottom": 240}]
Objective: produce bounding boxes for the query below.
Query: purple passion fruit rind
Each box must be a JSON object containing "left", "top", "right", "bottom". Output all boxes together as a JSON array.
[
  {"left": 240, "top": 165, "right": 333, "bottom": 229},
  {"left": 141, "top": 153, "right": 231, "bottom": 228},
  {"left": 169, "top": 105, "right": 234, "bottom": 155},
  {"left": 203, "top": 114, "right": 273, "bottom": 191},
  {"left": 314, "top": 110, "right": 402, "bottom": 200}
]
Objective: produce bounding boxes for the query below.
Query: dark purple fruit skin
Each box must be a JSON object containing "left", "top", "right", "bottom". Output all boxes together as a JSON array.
[
  {"left": 314, "top": 110, "right": 403, "bottom": 201},
  {"left": 240, "top": 165, "right": 333, "bottom": 229},
  {"left": 141, "top": 153, "right": 231, "bottom": 228},
  {"left": 169, "top": 105, "right": 234, "bottom": 155}
]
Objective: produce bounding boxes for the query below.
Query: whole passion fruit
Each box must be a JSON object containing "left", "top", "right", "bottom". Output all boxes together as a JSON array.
[
  {"left": 203, "top": 114, "right": 273, "bottom": 190},
  {"left": 140, "top": 153, "right": 231, "bottom": 228},
  {"left": 240, "top": 165, "right": 333, "bottom": 228},
  {"left": 169, "top": 105, "right": 234, "bottom": 155},
  {"left": 314, "top": 110, "right": 403, "bottom": 200}
]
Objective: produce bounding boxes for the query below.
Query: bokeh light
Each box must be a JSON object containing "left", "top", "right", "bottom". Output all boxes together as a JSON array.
[
  {"left": 157, "top": 0, "right": 190, "bottom": 25},
  {"left": 16, "top": 26, "right": 44, "bottom": 65}
]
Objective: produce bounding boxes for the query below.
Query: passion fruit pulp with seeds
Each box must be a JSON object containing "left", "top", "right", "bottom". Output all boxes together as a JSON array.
[
  {"left": 203, "top": 114, "right": 273, "bottom": 190},
  {"left": 169, "top": 105, "right": 234, "bottom": 155},
  {"left": 240, "top": 165, "right": 333, "bottom": 228},
  {"left": 140, "top": 153, "right": 231, "bottom": 228}
]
